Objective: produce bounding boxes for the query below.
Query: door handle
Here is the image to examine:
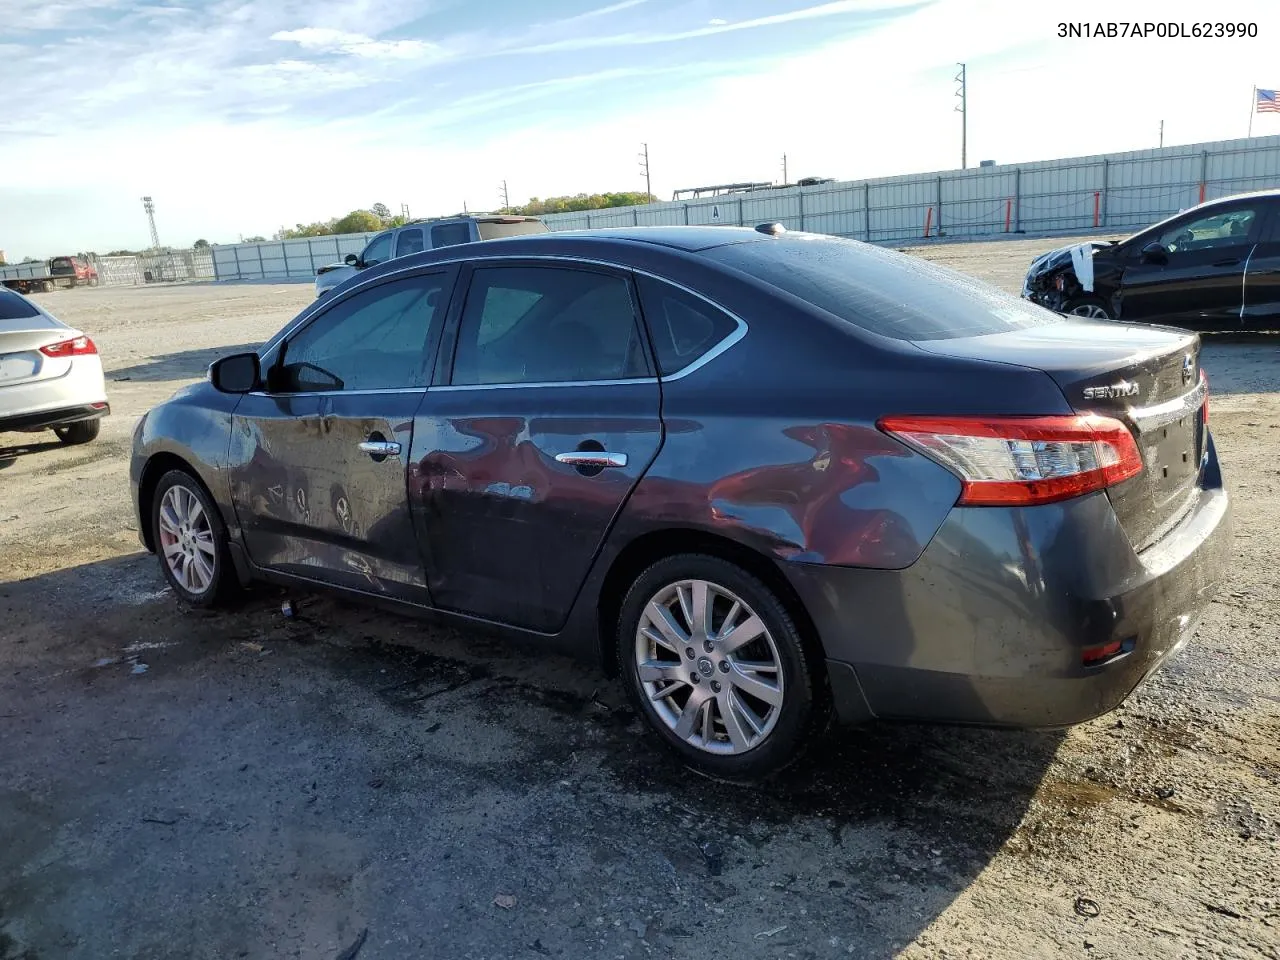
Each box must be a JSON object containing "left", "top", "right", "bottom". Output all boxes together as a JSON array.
[
  {"left": 359, "top": 440, "right": 401, "bottom": 457},
  {"left": 555, "top": 452, "right": 628, "bottom": 468}
]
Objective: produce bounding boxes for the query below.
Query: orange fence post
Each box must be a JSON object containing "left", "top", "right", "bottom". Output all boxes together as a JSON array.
[
  {"left": 923, "top": 206, "right": 933, "bottom": 239},
  {"left": 1005, "top": 198, "right": 1013, "bottom": 233},
  {"left": 1199, "top": 182, "right": 1206, "bottom": 204},
  {"left": 1093, "top": 191, "right": 1100, "bottom": 228}
]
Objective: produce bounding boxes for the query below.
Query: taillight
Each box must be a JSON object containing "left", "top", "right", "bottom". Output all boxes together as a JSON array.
[
  {"left": 877, "top": 414, "right": 1143, "bottom": 506},
  {"left": 39, "top": 336, "right": 98, "bottom": 357}
]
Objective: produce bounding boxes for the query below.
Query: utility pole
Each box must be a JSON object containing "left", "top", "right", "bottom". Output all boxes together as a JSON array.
[
  {"left": 781, "top": 153, "right": 788, "bottom": 186},
  {"left": 1159, "top": 120, "right": 1164, "bottom": 147},
  {"left": 498, "top": 180, "right": 510, "bottom": 211},
  {"left": 141, "top": 196, "right": 161, "bottom": 250},
  {"left": 954, "top": 63, "right": 967, "bottom": 169},
  {"left": 639, "top": 143, "right": 652, "bottom": 202},
  {"left": 400, "top": 202, "right": 411, "bottom": 220}
]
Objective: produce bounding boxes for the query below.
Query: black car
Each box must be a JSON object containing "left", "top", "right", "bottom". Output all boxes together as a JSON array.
[
  {"left": 1022, "top": 189, "right": 1280, "bottom": 330},
  {"left": 130, "top": 226, "right": 1230, "bottom": 781}
]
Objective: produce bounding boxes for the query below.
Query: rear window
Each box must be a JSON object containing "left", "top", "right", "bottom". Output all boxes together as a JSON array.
[
  {"left": 706, "top": 235, "right": 1065, "bottom": 341},
  {"left": 0, "top": 290, "right": 41, "bottom": 320},
  {"left": 477, "top": 220, "right": 549, "bottom": 240},
  {"left": 51, "top": 258, "right": 71, "bottom": 268}
]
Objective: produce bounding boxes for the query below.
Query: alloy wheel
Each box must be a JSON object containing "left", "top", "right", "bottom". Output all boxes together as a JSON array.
[
  {"left": 1070, "top": 303, "right": 1111, "bottom": 320},
  {"left": 634, "top": 579, "right": 785, "bottom": 756},
  {"left": 157, "top": 484, "right": 216, "bottom": 595}
]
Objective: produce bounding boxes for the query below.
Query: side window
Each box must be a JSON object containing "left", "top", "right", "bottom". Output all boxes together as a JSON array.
[
  {"left": 450, "top": 266, "right": 650, "bottom": 386},
  {"left": 1159, "top": 207, "right": 1259, "bottom": 255},
  {"left": 361, "top": 232, "right": 394, "bottom": 266},
  {"left": 275, "top": 273, "right": 448, "bottom": 392},
  {"left": 1267, "top": 208, "right": 1280, "bottom": 243},
  {"left": 395, "top": 229, "right": 425, "bottom": 257},
  {"left": 635, "top": 275, "right": 739, "bottom": 376},
  {"left": 431, "top": 222, "right": 472, "bottom": 249}
]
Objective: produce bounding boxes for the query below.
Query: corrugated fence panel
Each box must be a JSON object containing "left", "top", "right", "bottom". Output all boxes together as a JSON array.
[{"left": 205, "top": 136, "right": 1280, "bottom": 280}]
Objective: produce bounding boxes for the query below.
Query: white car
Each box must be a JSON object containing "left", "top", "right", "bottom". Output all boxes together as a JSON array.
[{"left": 0, "top": 288, "right": 109, "bottom": 445}]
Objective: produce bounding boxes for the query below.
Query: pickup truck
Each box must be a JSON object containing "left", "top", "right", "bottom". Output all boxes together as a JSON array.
[{"left": 0, "top": 256, "right": 99, "bottom": 294}]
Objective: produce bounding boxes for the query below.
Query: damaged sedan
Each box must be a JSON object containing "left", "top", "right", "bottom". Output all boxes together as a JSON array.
[{"left": 1022, "top": 189, "right": 1280, "bottom": 330}]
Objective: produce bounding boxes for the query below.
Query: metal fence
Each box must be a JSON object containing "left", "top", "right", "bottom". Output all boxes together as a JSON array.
[
  {"left": 93, "top": 251, "right": 215, "bottom": 286},
  {"left": 210, "top": 234, "right": 378, "bottom": 283},
  {"left": 206, "top": 134, "right": 1280, "bottom": 282}
]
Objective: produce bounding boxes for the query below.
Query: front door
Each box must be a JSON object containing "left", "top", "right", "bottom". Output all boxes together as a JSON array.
[
  {"left": 411, "top": 261, "right": 663, "bottom": 633},
  {"left": 1243, "top": 204, "right": 1280, "bottom": 326},
  {"left": 228, "top": 268, "right": 454, "bottom": 602},
  {"left": 1119, "top": 202, "right": 1264, "bottom": 329}
]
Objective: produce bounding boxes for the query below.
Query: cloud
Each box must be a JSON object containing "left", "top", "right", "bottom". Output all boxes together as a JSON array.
[
  {"left": 270, "top": 26, "right": 439, "bottom": 60},
  {"left": 508, "top": 0, "right": 925, "bottom": 54}
]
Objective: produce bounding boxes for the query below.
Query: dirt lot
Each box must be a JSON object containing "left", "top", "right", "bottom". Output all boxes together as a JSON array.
[{"left": 2, "top": 239, "right": 1278, "bottom": 960}]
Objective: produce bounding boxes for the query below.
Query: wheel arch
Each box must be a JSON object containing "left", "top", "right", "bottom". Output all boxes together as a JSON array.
[
  {"left": 594, "top": 527, "right": 827, "bottom": 686},
  {"left": 136, "top": 451, "right": 219, "bottom": 553}
]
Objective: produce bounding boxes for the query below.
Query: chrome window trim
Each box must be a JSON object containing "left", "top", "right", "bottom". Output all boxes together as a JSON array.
[
  {"left": 256, "top": 255, "right": 750, "bottom": 389},
  {"left": 245, "top": 387, "right": 429, "bottom": 399},
  {"left": 430, "top": 377, "right": 658, "bottom": 393}
]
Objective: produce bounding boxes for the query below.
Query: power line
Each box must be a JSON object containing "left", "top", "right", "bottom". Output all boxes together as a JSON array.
[
  {"left": 954, "top": 63, "right": 967, "bottom": 170},
  {"left": 639, "top": 143, "right": 651, "bottom": 202}
]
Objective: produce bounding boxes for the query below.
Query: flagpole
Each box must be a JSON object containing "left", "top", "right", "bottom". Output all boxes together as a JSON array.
[{"left": 1248, "top": 86, "right": 1255, "bottom": 138}]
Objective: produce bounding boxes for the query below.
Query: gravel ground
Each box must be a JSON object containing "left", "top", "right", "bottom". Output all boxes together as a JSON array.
[{"left": 1, "top": 238, "right": 1278, "bottom": 960}]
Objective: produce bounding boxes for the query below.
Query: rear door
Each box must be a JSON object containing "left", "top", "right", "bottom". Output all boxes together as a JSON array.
[
  {"left": 395, "top": 227, "right": 426, "bottom": 258},
  {"left": 1118, "top": 201, "right": 1264, "bottom": 329},
  {"left": 1243, "top": 201, "right": 1280, "bottom": 326},
  {"left": 410, "top": 260, "right": 662, "bottom": 632},
  {"left": 229, "top": 268, "right": 455, "bottom": 601}
]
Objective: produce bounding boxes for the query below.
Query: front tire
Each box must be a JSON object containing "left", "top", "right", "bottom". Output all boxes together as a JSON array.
[
  {"left": 151, "top": 470, "right": 238, "bottom": 607},
  {"left": 617, "top": 554, "right": 826, "bottom": 783},
  {"left": 54, "top": 419, "right": 100, "bottom": 444},
  {"left": 1063, "top": 295, "right": 1114, "bottom": 320}
]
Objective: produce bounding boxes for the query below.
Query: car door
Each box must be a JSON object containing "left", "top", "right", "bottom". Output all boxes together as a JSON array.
[
  {"left": 359, "top": 231, "right": 395, "bottom": 270},
  {"left": 429, "top": 221, "right": 474, "bottom": 250},
  {"left": 1118, "top": 202, "right": 1264, "bottom": 329},
  {"left": 1243, "top": 202, "right": 1280, "bottom": 326},
  {"left": 409, "top": 260, "right": 663, "bottom": 632},
  {"left": 395, "top": 227, "right": 425, "bottom": 258},
  {"left": 228, "top": 267, "right": 455, "bottom": 602}
]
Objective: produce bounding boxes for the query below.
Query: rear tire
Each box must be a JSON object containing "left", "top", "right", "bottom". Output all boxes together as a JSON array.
[
  {"left": 1063, "top": 295, "right": 1114, "bottom": 320},
  {"left": 54, "top": 419, "right": 100, "bottom": 444},
  {"left": 151, "top": 469, "right": 239, "bottom": 608},
  {"left": 616, "top": 553, "right": 827, "bottom": 783}
]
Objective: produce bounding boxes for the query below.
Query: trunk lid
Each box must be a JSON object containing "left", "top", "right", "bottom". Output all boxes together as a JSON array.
[
  {"left": 915, "top": 319, "right": 1207, "bottom": 552},
  {"left": 0, "top": 313, "right": 71, "bottom": 387}
]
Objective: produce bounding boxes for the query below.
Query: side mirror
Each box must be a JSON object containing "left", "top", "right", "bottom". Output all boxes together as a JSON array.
[
  {"left": 344, "top": 253, "right": 359, "bottom": 266},
  {"left": 209, "top": 352, "right": 260, "bottom": 393},
  {"left": 1140, "top": 241, "right": 1169, "bottom": 266}
]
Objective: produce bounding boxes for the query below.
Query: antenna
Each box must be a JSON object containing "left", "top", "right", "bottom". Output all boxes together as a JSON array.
[
  {"left": 954, "top": 64, "right": 967, "bottom": 169},
  {"left": 639, "top": 143, "right": 652, "bottom": 202},
  {"left": 141, "top": 196, "right": 160, "bottom": 250}
]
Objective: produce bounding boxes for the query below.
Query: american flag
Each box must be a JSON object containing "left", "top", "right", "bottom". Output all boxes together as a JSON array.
[{"left": 1258, "top": 89, "right": 1280, "bottom": 113}]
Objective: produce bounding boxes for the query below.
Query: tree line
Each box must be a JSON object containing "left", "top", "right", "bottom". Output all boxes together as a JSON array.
[{"left": 267, "top": 192, "right": 654, "bottom": 241}]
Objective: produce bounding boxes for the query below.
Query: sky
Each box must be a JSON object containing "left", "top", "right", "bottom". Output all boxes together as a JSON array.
[{"left": 1, "top": 0, "right": 1279, "bottom": 258}]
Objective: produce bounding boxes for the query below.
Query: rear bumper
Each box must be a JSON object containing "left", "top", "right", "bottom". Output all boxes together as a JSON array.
[
  {"left": 0, "top": 402, "right": 109, "bottom": 432},
  {"left": 785, "top": 459, "right": 1232, "bottom": 729}
]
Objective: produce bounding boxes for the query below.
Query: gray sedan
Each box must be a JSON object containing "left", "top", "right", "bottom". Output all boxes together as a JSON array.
[{"left": 130, "top": 225, "right": 1231, "bottom": 781}]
